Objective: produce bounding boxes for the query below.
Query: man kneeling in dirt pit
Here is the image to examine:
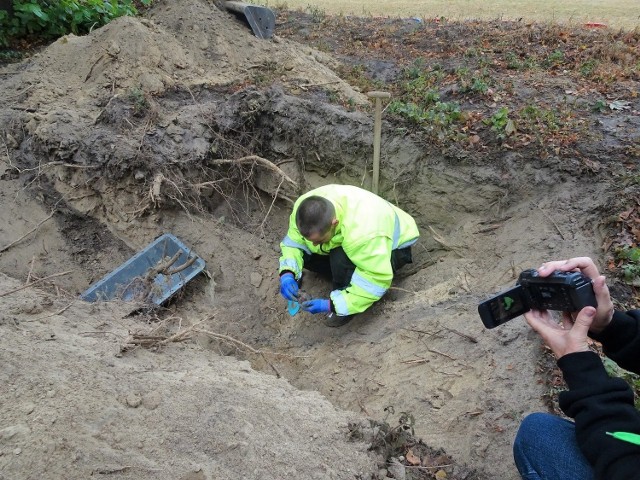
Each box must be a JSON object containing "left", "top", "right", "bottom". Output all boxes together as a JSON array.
[{"left": 278, "top": 184, "right": 419, "bottom": 327}]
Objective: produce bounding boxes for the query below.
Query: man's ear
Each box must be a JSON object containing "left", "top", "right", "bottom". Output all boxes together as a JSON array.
[{"left": 331, "top": 218, "right": 339, "bottom": 227}]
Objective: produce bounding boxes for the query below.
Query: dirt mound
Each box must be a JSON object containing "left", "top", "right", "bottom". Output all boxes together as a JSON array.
[{"left": 0, "top": 273, "right": 377, "bottom": 479}]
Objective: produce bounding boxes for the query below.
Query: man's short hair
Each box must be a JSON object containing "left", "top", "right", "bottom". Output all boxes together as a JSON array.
[{"left": 296, "top": 196, "right": 335, "bottom": 237}]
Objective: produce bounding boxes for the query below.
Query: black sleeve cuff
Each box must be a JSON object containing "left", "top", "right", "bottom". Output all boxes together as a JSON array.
[{"left": 557, "top": 351, "right": 610, "bottom": 391}]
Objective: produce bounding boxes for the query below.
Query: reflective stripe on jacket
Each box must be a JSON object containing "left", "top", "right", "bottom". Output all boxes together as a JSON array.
[{"left": 279, "top": 184, "right": 419, "bottom": 315}]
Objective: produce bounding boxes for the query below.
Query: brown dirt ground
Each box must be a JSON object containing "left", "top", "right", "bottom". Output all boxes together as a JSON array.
[{"left": 1, "top": 1, "right": 639, "bottom": 479}]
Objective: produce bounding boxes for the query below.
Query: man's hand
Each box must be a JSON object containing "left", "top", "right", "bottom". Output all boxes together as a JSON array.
[
  {"left": 279, "top": 273, "right": 299, "bottom": 301},
  {"left": 301, "top": 299, "right": 331, "bottom": 314},
  {"left": 524, "top": 306, "right": 596, "bottom": 359},
  {"left": 536, "top": 257, "right": 614, "bottom": 333}
]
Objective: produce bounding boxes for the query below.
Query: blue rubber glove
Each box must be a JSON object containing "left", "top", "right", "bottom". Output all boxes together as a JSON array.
[
  {"left": 301, "top": 299, "right": 332, "bottom": 314},
  {"left": 279, "top": 272, "right": 299, "bottom": 301}
]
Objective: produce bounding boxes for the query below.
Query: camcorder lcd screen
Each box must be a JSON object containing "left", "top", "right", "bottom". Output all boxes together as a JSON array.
[{"left": 478, "top": 286, "right": 529, "bottom": 329}]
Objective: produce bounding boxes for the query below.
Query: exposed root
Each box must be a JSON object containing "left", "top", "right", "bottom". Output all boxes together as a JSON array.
[
  {"left": 118, "top": 250, "right": 197, "bottom": 304},
  {"left": 210, "top": 155, "right": 298, "bottom": 190}
]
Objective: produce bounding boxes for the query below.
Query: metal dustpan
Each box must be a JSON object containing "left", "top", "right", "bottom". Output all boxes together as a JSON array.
[
  {"left": 81, "top": 233, "right": 206, "bottom": 305},
  {"left": 223, "top": 1, "right": 275, "bottom": 39}
]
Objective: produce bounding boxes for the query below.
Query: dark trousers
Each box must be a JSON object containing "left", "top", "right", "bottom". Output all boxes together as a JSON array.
[{"left": 302, "top": 246, "right": 412, "bottom": 290}]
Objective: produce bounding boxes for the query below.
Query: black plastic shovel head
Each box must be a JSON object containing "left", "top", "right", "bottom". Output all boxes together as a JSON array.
[{"left": 224, "top": 1, "right": 276, "bottom": 39}]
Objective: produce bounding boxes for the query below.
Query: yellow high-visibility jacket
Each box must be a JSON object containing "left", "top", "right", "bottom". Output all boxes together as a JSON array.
[{"left": 279, "top": 184, "right": 419, "bottom": 316}]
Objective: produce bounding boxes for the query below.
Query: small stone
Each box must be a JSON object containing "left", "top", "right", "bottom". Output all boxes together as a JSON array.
[
  {"left": 250, "top": 272, "right": 262, "bottom": 288},
  {"left": 13, "top": 448, "right": 21, "bottom": 455},
  {"left": 142, "top": 391, "right": 161, "bottom": 410},
  {"left": 125, "top": 393, "right": 142, "bottom": 408},
  {"left": 46, "top": 390, "right": 56, "bottom": 398}
]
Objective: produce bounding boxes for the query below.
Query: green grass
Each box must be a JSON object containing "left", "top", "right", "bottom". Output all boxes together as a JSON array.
[{"left": 267, "top": 0, "right": 640, "bottom": 30}]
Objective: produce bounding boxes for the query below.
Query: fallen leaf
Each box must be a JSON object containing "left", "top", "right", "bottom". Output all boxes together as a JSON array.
[
  {"left": 609, "top": 100, "right": 631, "bottom": 111},
  {"left": 405, "top": 449, "right": 421, "bottom": 466}
]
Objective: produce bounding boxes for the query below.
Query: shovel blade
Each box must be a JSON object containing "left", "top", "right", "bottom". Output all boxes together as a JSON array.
[{"left": 224, "top": 1, "right": 275, "bottom": 39}]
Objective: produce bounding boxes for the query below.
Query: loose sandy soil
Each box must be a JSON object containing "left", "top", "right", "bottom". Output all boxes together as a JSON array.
[{"left": 1, "top": 1, "right": 639, "bottom": 479}]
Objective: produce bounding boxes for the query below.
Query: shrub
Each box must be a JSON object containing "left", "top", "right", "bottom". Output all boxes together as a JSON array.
[{"left": 0, "top": 0, "right": 152, "bottom": 46}]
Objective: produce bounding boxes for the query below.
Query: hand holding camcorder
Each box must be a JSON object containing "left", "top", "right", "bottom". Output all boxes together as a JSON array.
[{"left": 478, "top": 269, "right": 598, "bottom": 329}]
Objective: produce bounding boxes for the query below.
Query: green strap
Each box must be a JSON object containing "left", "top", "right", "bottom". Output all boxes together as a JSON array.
[{"left": 606, "top": 431, "right": 640, "bottom": 446}]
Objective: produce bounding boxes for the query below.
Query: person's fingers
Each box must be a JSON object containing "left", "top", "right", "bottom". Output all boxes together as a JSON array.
[
  {"left": 592, "top": 275, "right": 612, "bottom": 308},
  {"left": 538, "top": 257, "right": 600, "bottom": 279},
  {"left": 568, "top": 306, "right": 596, "bottom": 344},
  {"left": 590, "top": 275, "right": 614, "bottom": 330},
  {"left": 537, "top": 260, "right": 571, "bottom": 277}
]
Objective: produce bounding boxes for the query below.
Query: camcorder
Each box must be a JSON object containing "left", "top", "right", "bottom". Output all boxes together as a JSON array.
[{"left": 478, "top": 269, "right": 598, "bottom": 329}]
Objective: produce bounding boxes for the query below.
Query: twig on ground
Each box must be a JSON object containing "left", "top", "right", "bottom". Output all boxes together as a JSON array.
[
  {"left": 428, "top": 225, "right": 464, "bottom": 256},
  {"left": 388, "top": 286, "right": 416, "bottom": 294},
  {"left": 262, "top": 352, "right": 281, "bottom": 378},
  {"left": 475, "top": 224, "right": 502, "bottom": 234},
  {"left": 30, "top": 300, "right": 76, "bottom": 322},
  {"left": 2, "top": 83, "right": 35, "bottom": 101},
  {"left": 427, "top": 347, "right": 456, "bottom": 361},
  {"left": 94, "top": 466, "right": 132, "bottom": 475},
  {"left": 0, "top": 210, "right": 55, "bottom": 254},
  {"left": 357, "top": 397, "right": 371, "bottom": 416},
  {"left": 401, "top": 357, "right": 429, "bottom": 365},
  {"left": 26, "top": 256, "right": 36, "bottom": 284},
  {"left": 298, "top": 80, "right": 341, "bottom": 89},
  {"left": 536, "top": 203, "right": 566, "bottom": 240},
  {"left": 79, "top": 331, "right": 127, "bottom": 340},
  {"left": 401, "top": 327, "right": 439, "bottom": 337},
  {"left": 401, "top": 464, "right": 453, "bottom": 470},
  {"left": 84, "top": 53, "right": 106, "bottom": 82},
  {"left": 0, "top": 270, "right": 73, "bottom": 298},
  {"left": 442, "top": 326, "right": 478, "bottom": 343}
]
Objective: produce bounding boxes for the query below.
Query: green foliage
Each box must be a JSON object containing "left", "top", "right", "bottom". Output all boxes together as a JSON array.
[
  {"left": 0, "top": 0, "right": 153, "bottom": 46},
  {"left": 127, "top": 86, "right": 149, "bottom": 116},
  {"left": 456, "top": 66, "right": 491, "bottom": 94},
  {"left": 390, "top": 61, "right": 465, "bottom": 134},
  {"left": 388, "top": 99, "right": 462, "bottom": 127},
  {"left": 543, "top": 49, "right": 565, "bottom": 68},
  {"left": 615, "top": 246, "right": 640, "bottom": 286},
  {"left": 580, "top": 59, "right": 598, "bottom": 77},
  {"left": 519, "top": 104, "right": 561, "bottom": 132},
  {"left": 592, "top": 99, "right": 608, "bottom": 113},
  {"left": 403, "top": 57, "right": 427, "bottom": 79},
  {"left": 506, "top": 52, "right": 537, "bottom": 70},
  {"left": 484, "top": 106, "right": 516, "bottom": 139}
]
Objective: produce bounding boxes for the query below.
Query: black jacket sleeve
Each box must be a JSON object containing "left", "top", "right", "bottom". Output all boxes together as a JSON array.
[
  {"left": 557, "top": 309, "right": 640, "bottom": 480},
  {"left": 590, "top": 309, "right": 640, "bottom": 374}
]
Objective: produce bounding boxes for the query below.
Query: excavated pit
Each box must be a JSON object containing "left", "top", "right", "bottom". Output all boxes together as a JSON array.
[
  {"left": 2, "top": 2, "right": 636, "bottom": 479},
  {"left": 0, "top": 84, "right": 608, "bottom": 479}
]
